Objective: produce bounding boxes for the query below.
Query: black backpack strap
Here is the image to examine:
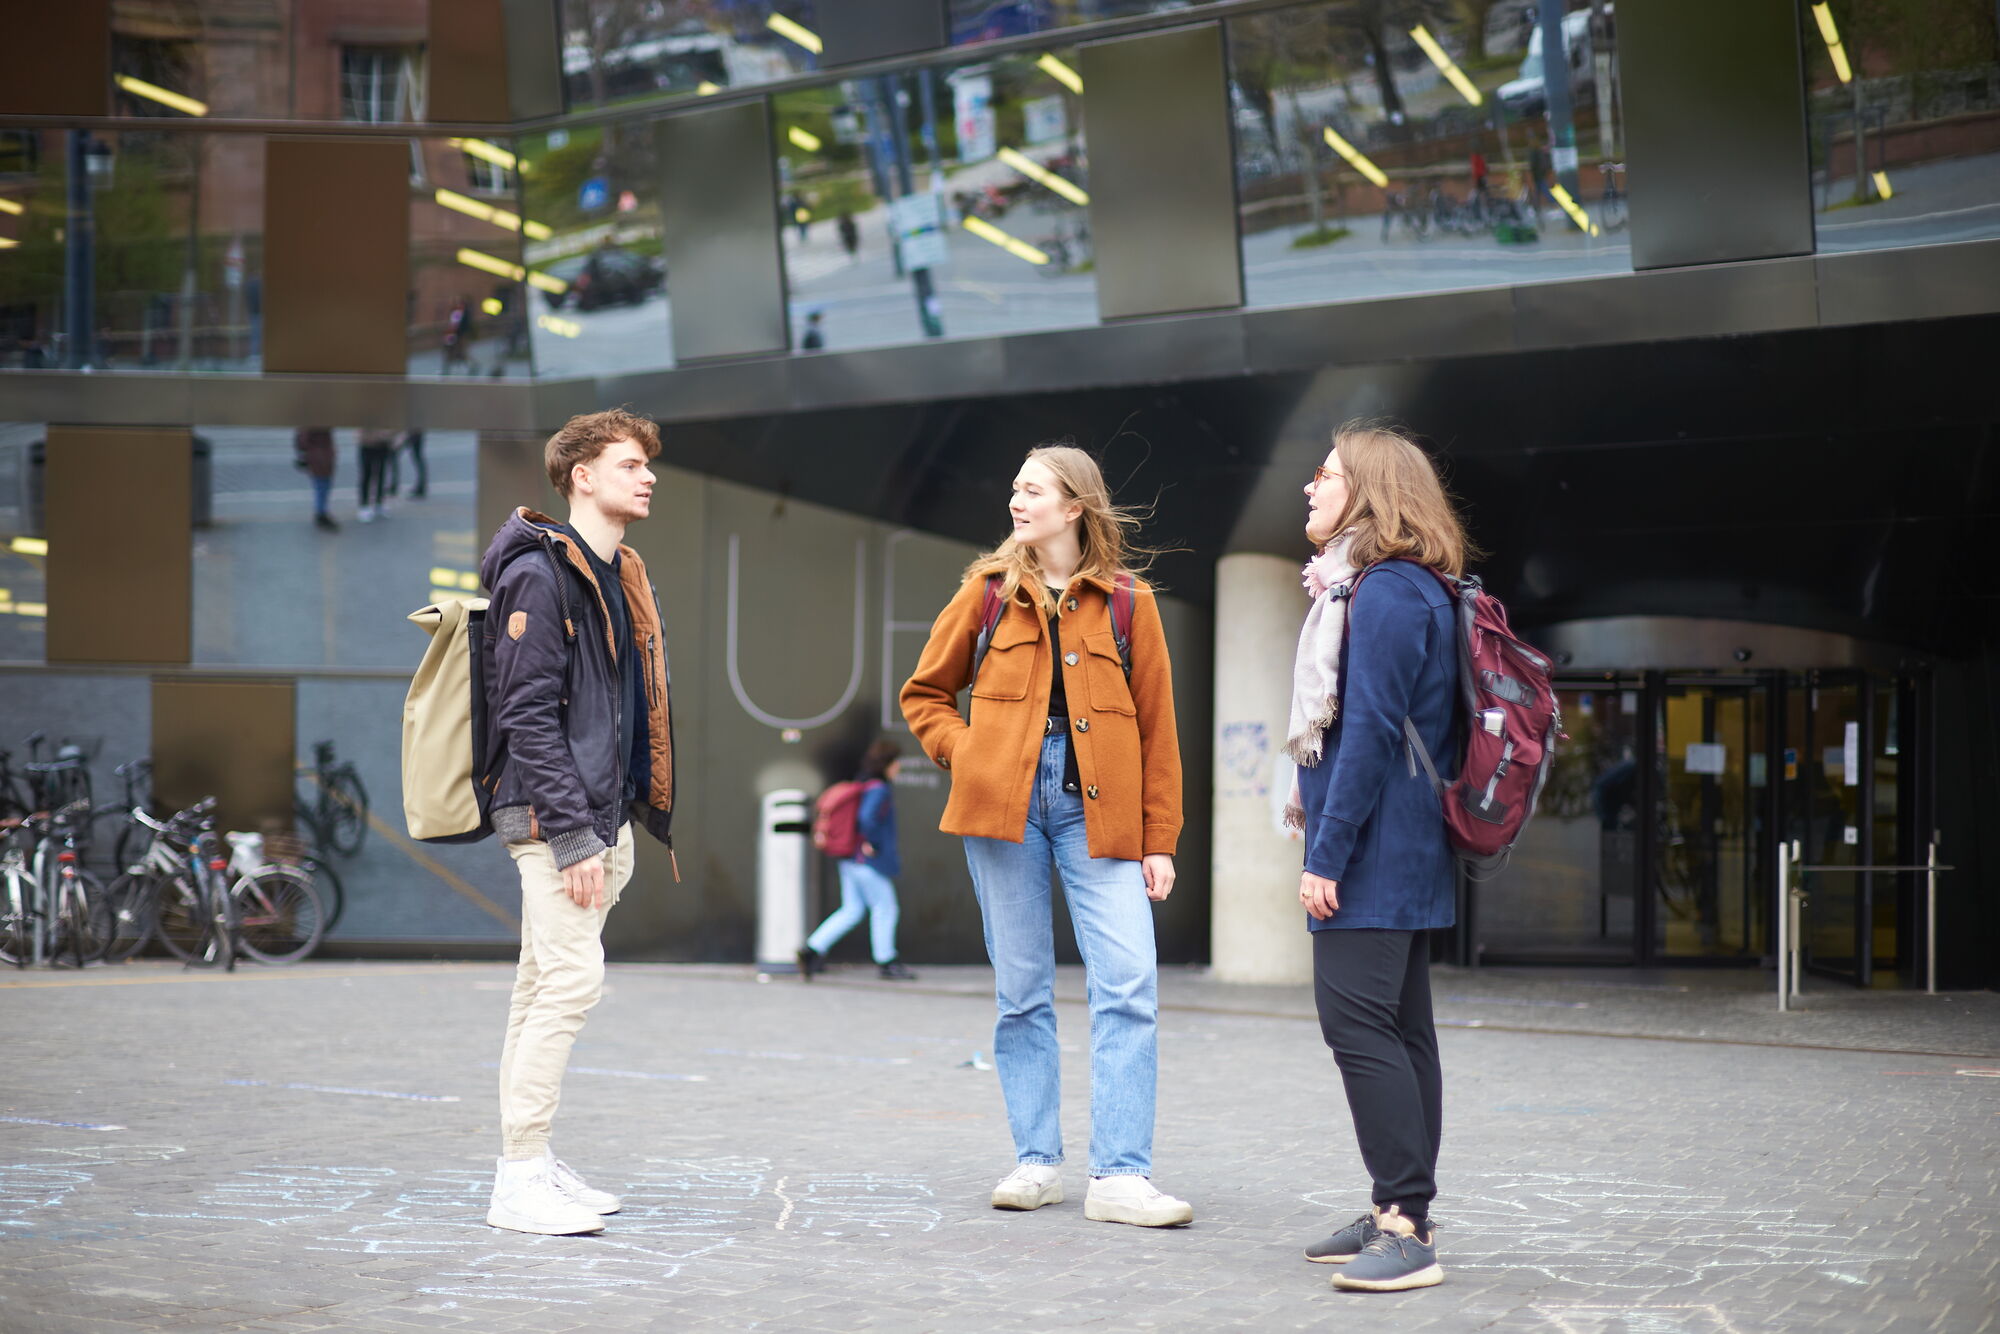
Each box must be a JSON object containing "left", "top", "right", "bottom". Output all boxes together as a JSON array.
[
  {"left": 534, "top": 534, "right": 578, "bottom": 643},
  {"left": 968, "top": 575, "right": 1004, "bottom": 688},
  {"left": 1110, "top": 573, "right": 1135, "bottom": 680}
]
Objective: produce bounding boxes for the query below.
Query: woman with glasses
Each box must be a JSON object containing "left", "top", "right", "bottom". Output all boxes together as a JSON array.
[
  {"left": 900, "top": 442, "right": 1190, "bottom": 1228},
  {"left": 1289, "top": 421, "right": 1474, "bottom": 1292}
]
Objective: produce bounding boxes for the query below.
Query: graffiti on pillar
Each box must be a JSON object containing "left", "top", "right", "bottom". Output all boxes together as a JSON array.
[{"left": 1219, "top": 722, "right": 1270, "bottom": 800}]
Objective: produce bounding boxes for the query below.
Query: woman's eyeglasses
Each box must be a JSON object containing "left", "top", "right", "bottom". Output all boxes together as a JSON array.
[{"left": 1311, "top": 465, "right": 1344, "bottom": 486}]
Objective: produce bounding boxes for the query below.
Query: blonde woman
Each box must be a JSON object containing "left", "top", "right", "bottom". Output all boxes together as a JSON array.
[
  {"left": 1289, "top": 421, "right": 1474, "bottom": 1292},
  {"left": 901, "top": 444, "right": 1190, "bottom": 1227}
]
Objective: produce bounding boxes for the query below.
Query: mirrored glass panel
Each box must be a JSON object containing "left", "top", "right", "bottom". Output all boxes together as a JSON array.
[
  {"left": 774, "top": 46, "right": 1096, "bottom": 353},
  {"left": 946, "top": 1, "right": 1191, "bottom": 46},
  {"left": 0, "top": 423, "right": 48, "bottom": 662},
  {"left": 518, "top": 123, "right": 673, "bottom": 379},
  {"left": 0, "top": 130, "right": 263, "bottom": 373},
  {"left": 1803, "top": 0, "right": 2000, "bottom": 253},
  {"left": 560, "top": 1, "right": 822, "bottom": 111},
  {"left": 112, "top": 0, "right": 296, "bottom": 122},
  {"left": 1229, "top": 1, "right": 1632, "bottom": 308},
  {"left": 191, "top": 426, "right": 477, "bottom": 667},
  {"left": 411, "top": 136, "right": 533, "bottom": 378}
]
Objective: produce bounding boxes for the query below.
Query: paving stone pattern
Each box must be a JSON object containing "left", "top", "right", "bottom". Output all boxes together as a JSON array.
[{"left": 1, "top": 962, "right": 1995, "bottom": 1333}]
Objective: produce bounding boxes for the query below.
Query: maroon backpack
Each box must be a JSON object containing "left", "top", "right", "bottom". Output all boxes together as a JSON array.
[
  {"left": 811, "top": 779, "right": 881, "bottom": 859},
  {"left": 1350, "top": 565, "right": 1563, "bottom": 880}
]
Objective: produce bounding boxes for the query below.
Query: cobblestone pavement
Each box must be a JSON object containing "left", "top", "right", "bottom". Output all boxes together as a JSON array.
[{"left": 2, "top": 962, "right": 1995, "bottom": 1333}]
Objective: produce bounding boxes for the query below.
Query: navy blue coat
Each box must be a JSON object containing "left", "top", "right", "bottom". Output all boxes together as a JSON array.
[{"left": 1297, "top": 560, "right": 1459, "bottom": 932}]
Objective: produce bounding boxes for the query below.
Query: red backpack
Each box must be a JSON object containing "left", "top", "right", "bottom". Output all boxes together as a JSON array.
[
  {"left": 812, "top": 780, "right": 881, "bottom": 859},
  {"left": 1350, "top": 565, "right": 1563, "bottom": 880}
]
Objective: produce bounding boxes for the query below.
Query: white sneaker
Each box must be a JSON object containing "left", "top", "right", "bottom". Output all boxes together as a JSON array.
[
  {"left": 990, "top": 1163, "right": 1063, "bottom": 1211},
  {"left": 1084, "top": 1175, "right": 1194, "bottom": 1227},
  {"left": 357, "top": 506, "right": 376, "bottom": 522},
  {"left": 549, "top": 1155, "right": 621, "bottom": 1214},
  {"left": 486, "top": 1156, "right": 606, "bottom": 1235}
]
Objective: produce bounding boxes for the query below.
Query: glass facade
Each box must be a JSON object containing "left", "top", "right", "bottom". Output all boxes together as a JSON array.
[
  {"left": 1229, "top": 1, "right": 1632, "bottom": 308},
  {"left": 775, "top": 46, "right": 1095, "bottom": 352},
  {"left": 411, "top": 137, "right": 533, "bottom": 379},
  {"left": 559, "top": 0, "right": 822, "bottom": 111},
  {"left": 0, "top": 423, "right": 47, "bottom": 661},
  {"left": 1803, "top": 0, "right": 2000, "bottom": 253}
]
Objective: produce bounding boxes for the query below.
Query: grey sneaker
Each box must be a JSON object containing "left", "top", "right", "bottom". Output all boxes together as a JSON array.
[
  {"left": 1330, "top": 1206, "right": 1442, "bottom": 1291},
  {"left": 1304, "top": 1211, "right": 1380, "bottom": 1263}
]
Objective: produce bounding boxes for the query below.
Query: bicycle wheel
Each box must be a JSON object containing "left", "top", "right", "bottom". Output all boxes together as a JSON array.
[
  {"left": 155, "top": 873, "right": 224, "bottom": 966},
  {"left": 0, "top": 874, "right": 31, "bottom": 966},
  {"left": 101, "top": 870, "right": 160, "bottom": 963},
  {"left": 322, "top": 768, "right": 369, "bottom": 856},
  {"left": 305, "top": 854, "right": 346, "bottom": 933},
  {"left": 232, "top": 867, "right": 326, "bottom": 965},
  {"left": 52, "top": 869, "right": 111, "bottom": 967}
]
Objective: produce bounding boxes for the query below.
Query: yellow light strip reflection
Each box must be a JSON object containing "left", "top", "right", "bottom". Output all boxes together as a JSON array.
[
  {"left": 0, "top": 602, "right": 47, "bottom": 618},
  {"left": 449, "top": 137, "right": 530, "bottom": 173},
  {"left": 0, "top": 197, "right": 23, "bottom": 215},
  {"left": 1322, "top": 126, "right": 1388, "bottom": 188},
  {"left": 1810, "top": 3, "right": 1853, "bottom": 83},
  {"left": 788, "top": 125, "right": 823, "bottom": 153},
  {"left": 481, "top": 297, "right": 503, "bottom": 316},
  {"left": 114, "top": 74, "right": 208, "bottom": 117},
  {"left": 538, "top": 313, "right": 582, "bottom": 338},
  {"left": 997, "top": 147, "right": 1089, "bottom": 206},
  {"left": 0, "top": 237, "right": 17, "bottom": 250},
  {"left": 1548, "top": 182, "right": 1599, "bottom": 236},
  {"left": 1036, "top": 53, "right": 1083, "bottom": 95},
  {"left": 526, "top": 271, "right": 566, "bottom": 295},
  {"left": 961, "top": 215, "right": 1048, "bottom": 265},
  {"left": 1408, "top": 25, "right": 1483, "bottom": 107},
  {"left": 11, "top": 536, "right": 48, "bottom": 556},
  {"left": 434, "top": 188, "right": 553, "bottom": 240},
  {"left": 766, "top": 13, "right": 823, "bottom": 54},
  {"left": 457, "top": 247, "right": 569, "bottom": 295},
  {"left": 1872, "top": 170, "right": 1893, "bottom": 199},
  {"left": 697, "top": 81, "right": 722, "bottom": 96}
]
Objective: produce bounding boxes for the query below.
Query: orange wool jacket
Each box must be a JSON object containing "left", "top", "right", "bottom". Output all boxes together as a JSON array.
[{"left": 900, "top": 571, "right": 1183, "bottom": 861}]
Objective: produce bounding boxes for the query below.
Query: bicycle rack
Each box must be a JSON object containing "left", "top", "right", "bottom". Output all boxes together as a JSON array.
[{"left": 1775, "top": 837, "right": 1952, "bottom": 1012}]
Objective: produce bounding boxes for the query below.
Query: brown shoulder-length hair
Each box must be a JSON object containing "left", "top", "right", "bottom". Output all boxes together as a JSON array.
[
  {"left": 962, "top": 442, "right": 1159, "bottom": 616},
  {"left": 1323, "top": 419, "right": 1479, "bottom": 577}
]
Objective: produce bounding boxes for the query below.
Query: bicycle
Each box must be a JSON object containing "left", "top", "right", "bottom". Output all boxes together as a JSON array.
[
  {"left": 296, "top": 740, "right": 369, "bottom": 858},
  {"left": 1596, "top": 160, "right": 1627, "bottom": 233},
  {"left": 1380, "top": 189, "right": 1431, "bottom": 242},
  {"left": 1, "top": 801, "right": 108, "bottom": 967},
  {"left": 0, "top": 813, "right": 44, "bottom": 966},
  {"left": 113, "top": 799, "right": 326, "bottom": 967}
]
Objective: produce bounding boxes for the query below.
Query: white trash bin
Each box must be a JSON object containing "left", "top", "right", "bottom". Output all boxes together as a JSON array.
[{"left": 756, "top": 788, "right": 811, "bottom": 971}]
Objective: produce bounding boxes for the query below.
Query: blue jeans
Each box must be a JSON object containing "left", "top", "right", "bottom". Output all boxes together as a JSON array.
[
  {"left": 806, "top": 859, "right": 900, "bottom": 964},
  {"left": 962, "top": 735, "right": 1159, "bottom": 1178},
  {"left": 310, "top": 474, "right": 332, "bottom": 518}
]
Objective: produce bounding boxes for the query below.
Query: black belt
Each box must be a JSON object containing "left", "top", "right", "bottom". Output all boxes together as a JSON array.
[{"left": 1044, "top": 715, "right": 1068, "bottom": 736}]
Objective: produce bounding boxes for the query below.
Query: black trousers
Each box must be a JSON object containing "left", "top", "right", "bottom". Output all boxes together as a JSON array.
[
  {"left": 1313, "top": 928, "right": 1442, "bottom": 1220},
  {"left": 358, "top": 444, "right": 392, "bottom": 508}
]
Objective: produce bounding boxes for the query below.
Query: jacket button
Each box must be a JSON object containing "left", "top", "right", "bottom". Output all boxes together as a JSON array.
[
  {"left": 1066, "top": 597, "right": 1078, "bottom": 612},
  {"left": 1086, "top": 785, "right": 1099, "bottom": 799},
  {"left": 937, "top": 754, "right": 950, "bottom": 769},
  {"left": 1075, "top": 717, "right": 1089, "bottom": 732},
  {"left": 1064, "top": 652, "right": 1078, "bottom": 666}
]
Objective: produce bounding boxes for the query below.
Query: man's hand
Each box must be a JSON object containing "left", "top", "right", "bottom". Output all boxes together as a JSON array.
[
  {"left": 562, "top": 853, "right": 606, "bottom": 909},
  {"left": 1300, "top": 871, "right": 1340, "bottom": 921},
  {"left": 1142, "top": 854, "right": 1176, "bottom": 902}
]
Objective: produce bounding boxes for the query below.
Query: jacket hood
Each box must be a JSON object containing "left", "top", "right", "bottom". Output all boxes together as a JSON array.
[{"left": 480, "top": 507, "right": 573, "bottom": 590}]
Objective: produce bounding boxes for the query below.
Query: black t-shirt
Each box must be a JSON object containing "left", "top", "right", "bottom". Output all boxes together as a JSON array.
[
  {"left": 1046, "top": 587, "right": 1080, "bottom": 793},
  {"left": 563, "top": 525, "right": 642, "bottom": 808}
]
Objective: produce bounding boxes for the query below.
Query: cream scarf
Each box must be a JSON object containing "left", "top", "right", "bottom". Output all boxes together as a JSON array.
[{"left": 1282, "top": 532, "right": 1358, "bottom": 830}]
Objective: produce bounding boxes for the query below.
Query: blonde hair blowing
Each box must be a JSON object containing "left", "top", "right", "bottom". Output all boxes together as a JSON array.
[
  {"left": 1325, "top": 419, "right": 1479, "bottom": 577},
  {"left": 964, "top": 443, "right": 1155, "bottom": 616}
]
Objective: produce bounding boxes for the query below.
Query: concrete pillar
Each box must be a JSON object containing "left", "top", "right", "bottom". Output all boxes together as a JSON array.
[{"left": 1209, "top": 553, "right": 1314, "bottom": 985}]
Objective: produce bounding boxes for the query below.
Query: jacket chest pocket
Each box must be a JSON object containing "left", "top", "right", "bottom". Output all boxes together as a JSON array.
[
  {"left": 970, "top": 618, "right": 1038, "bottom": 701},
  {"left": 1082, "top": 632, "right": 1134, "bottom": 715}
]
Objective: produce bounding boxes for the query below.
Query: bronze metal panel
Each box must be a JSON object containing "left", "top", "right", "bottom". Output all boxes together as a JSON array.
[
  {"left": 476, "top": 431, "right": 559, "bottom": 554},
  {"left": 151, "top": 677, "right": 297, "bottom": 834},
  {"left": 503, "top": 0, "right": 566, "bottom": 121},
  {"left": 820, "top": 0, "right": 947, "bottom": 66},
  {"left": 0, "top": 0, "right": 107, "bottom": 116},
  {"left": 428, "top": 0, "right": 512, "bottom": 124},
  {"left": 263, "top": 138, "right": 410, "bottom": 376},
  {"left": 1081, "top": 24, "right": 1242, "bottom": 319},
  {"left": 658, "top": 103, "right": 791, "bottom": 361},
  {"left": 44, "top": 426, "right": 191, "bottom": 665},
  {"left": 1619, "top": 0, "right": 1813, "bottom": 269}
]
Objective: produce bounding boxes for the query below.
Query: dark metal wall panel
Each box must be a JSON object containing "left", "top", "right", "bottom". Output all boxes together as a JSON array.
[
  {"left": 45, "top": 426, "right": 190, "bottom": 665},
  {"left": 1818, "top": 239, "right": 2000, "bottom": 328},
  {"left": 428, "top": 0, "right": 513, "bottom": 124},
  {"left": 152, "top": 677, "right": 296, "bottom": 835},
  {"left": 0, "top": 0, "right": 107, "bottom": 116},
  {"left": 1619, "top": 0, "right": 1813, "bottom": 269},
  {"left": 1512, "top": 259, "right": 1820, "bottom": 347},
  {"left": 819, "top": 0, "right": 948, "bottom": 66},
  {"left": 502, "top": 0, "right": 566, "bottom": 121},
  {"left": 657, "top": 103, "right": 790, "bottom": 362},
  {"left": 1081, "top": 24, "right": 1242, "bottom": 320},
  {"left": 262, "top": 138, "right": 411, "bottom": 376}
]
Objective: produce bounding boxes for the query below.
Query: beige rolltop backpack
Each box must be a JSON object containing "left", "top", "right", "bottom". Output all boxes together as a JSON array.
[{"left": 402, "top": 597, "right": 497, "bottom": 843}]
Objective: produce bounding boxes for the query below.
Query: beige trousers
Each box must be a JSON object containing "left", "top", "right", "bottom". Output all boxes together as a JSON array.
[{"left": 497, "top": 822, "right": 636, "bottom": 1159}]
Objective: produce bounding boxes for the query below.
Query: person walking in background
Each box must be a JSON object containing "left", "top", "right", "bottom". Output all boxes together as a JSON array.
[
  {"left": 480, "top": 408, "right": 678, "bottom": 1237},
  {"left": 800, "top": 310, "right": 825, "bottom": 351},
  {"left": 295, "top": 427, "right": 337, "bottom": 531},
  {"left": 1288, "top": 421, "right": 1472, "bottom": 1293},
  {"left": 400, "top": 429, "right": 428, "bottom": 500},
  {"left": 797, "top": 739, "right": 917, "bottom": 982},
  {"left": 901, "top": 442, "right": 1191, "bottom": 1230},
  {"left": 838, "top": 210, "right": 859, "bottom": 259},
  {"left": 356, "top": 429, "right": 395, "bottom": 522},
  {"left": 443, "top": 296, "right": 475, "bottom": 375}
]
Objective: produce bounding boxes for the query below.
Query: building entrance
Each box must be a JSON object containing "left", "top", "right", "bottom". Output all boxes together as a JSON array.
[{"left": 1464, "top": 670, "right": 1928, "bottom": 982}]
